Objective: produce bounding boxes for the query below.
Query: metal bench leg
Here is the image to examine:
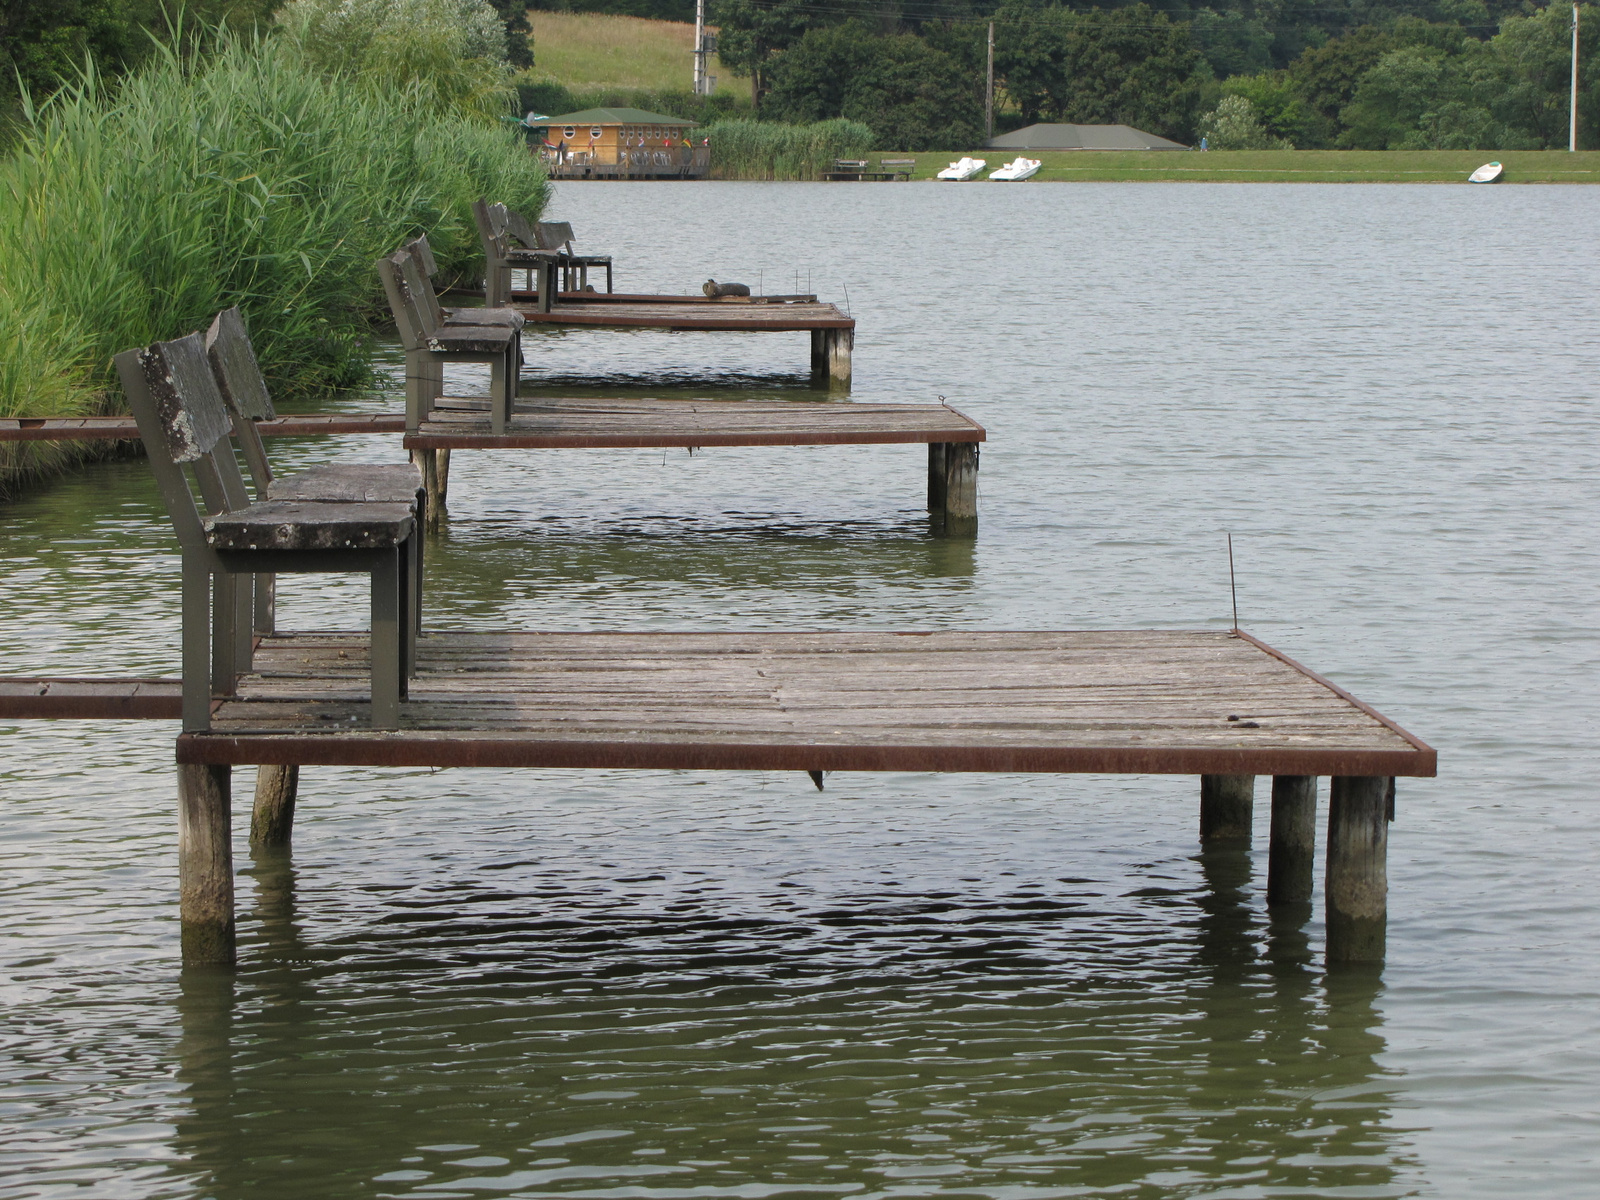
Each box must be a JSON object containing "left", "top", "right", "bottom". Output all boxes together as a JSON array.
[
  {"left": 182, "top": 557, "right": 212, "bottom": 732},
  {"left": 212, "top": 572, "right": 239, "bottom": 696},
  {"left": 253, "top": 573, "right": 275, "bottom": 636},
  {"left": 370, "top": 550, "right": 403, "bottom": 730},
  {"left": 490, "top": 352, "right": 510, "bottom": 435},
  {"left": 399, "top": 535, "right": 416, "bottom": 683}
]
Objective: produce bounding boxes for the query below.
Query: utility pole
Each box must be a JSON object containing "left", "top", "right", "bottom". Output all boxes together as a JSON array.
[
  {"left": 1572, "top": 3, "right": 1581, "bottom": 152},
  {"left": 986, "top": 21, "right": 995, "bottom": 142},
  {"left": 694, "top": 0, "right": 707, "bottom": 96}
]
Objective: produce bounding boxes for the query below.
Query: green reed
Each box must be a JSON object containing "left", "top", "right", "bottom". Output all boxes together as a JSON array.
[
  {"left": 700, "top": 119, "right": 873, "bottom": 181},
  {"left": 0, "top": 28, "right": 546, "bottom": 489}
]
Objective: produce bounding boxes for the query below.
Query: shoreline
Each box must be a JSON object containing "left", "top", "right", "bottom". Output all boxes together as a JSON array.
[{"left": 855, "top": 148, "right": 1600, "bottom": 184}]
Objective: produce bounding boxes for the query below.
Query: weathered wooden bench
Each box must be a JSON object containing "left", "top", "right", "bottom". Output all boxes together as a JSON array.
[
  {"left": 473, "top": 198, "right": 563, "bottom": 311},
  {"left": 204, "top": 306, "right": 427, "bottom": 639},
  {"left": 378, "top": 248, "right": 520, "bottom": 435},
  {"left": 114, "top": 332, "right": 418, "bottom": 732},
  {"left": 530, "top": 218, "right": 613, "bottom": 294}
]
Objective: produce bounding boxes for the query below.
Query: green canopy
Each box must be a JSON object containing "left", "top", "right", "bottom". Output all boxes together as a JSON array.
[{"left": 534, "top": 108, "right": 697, "bottom": 128}]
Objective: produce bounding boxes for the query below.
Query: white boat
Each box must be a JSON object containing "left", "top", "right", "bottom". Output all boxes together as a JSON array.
[
  {"left": 936, "top": 156, "right": 986, "bottom": 181},
  {"left": 989, "top": 156, "right": 1042, "bottom": 182},
  {"left": 1468, "top": 161, "right": 1504, "bottom": 183}
]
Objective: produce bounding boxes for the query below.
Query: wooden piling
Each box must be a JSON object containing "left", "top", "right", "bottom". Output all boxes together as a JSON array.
[
  {"left": 825, "top": 329, "right": 852, "bottom": 390},
  {"left": 1199, "top": 774, "right": 1254, "bottom": 843},
  {"left": 810, "top": 330, "right": 828, "bottom": 386},
  {"left": 178, "top": 763, "right": 235, "bottom": 966},
  {"left": 1326, "top": 775, "right": 1388, "bottom": 963},
  {"left": 927, "top": 443, "right": 947, "bottom": 513},
  {"left": 943, "top": 442, "right": 978, "bottom": 528},
  {"left": 250, "top": 765, "right": 298, "bottom": 848},
  {"left": 1267, "top": 775, "right": 1317, "bottom": 905},
  {"left": 414, "top": 447, "right": 450, "bottom": 529}
]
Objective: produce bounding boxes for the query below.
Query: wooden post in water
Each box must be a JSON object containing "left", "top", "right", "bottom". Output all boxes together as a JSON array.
[
  {"left": 1326, "top": 775, "right": 1388, "bottom": 963},
  {"left": 1199, "top": 774, "right": 1254, "bottom": 843},
  {"left": 810, "top": 330, "right": 828, "bottom": 387},
  {"left": 942, "top": 442, "right": 979, "bottom": 533},
  {"left": 251, "top": 765, "right": 298, "bottom": 848},
  {"left": 825, "top": 329, "right": 852, "bottom": 390},
  {"left": 413, "top": 448, "right": 450, "bottom": 529},
  {"left": 927, "top": 443, "right": 947, "bottom": 513},
  {"left": 1267, "top": 775, "right": 1317, "bottom": 905},
  {"left": 178, "top": 763, "right": 235, "bottom": 966}
]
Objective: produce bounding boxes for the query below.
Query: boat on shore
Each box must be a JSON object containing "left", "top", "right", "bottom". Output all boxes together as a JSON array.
[
  {"left": 936, "top": 157, "right": 986, "bottom": 181},
  {"left": 990, "top": 157, "right": 1042, "bottom": 182},
  {"left": 1468, "top": 161, "right": 1504, "bottom": 183}
]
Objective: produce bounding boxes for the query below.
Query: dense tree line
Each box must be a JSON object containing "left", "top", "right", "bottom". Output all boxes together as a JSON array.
[{"left": 7, "top": 1, "right": 1593, "bottom": 150}]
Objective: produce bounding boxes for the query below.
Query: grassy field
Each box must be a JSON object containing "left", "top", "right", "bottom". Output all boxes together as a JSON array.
[
  {"left": 529, "top": 11, "right": 746, "bottom": 97},
  {"left": 860, "top": 149, "right": 1600, "bottom": 183}
]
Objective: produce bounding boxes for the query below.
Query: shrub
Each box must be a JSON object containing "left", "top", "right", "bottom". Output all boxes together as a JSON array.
[
  {"left": 699, "top": 117, "right": 872, "bottom": 179},
  {"left": 0, "top": 28, "right": 547, "bottom": 490},
  {"left": 275, "top": 0, "right": 514, "bottom": 118},
  {"left": 1197, "top": 94, "right": 1294, "bottom": 149}
]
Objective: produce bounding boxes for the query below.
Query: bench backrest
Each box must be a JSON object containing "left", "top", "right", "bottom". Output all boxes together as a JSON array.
[
  {"left": 534, "top": 220, "right": 575, "bottom": 253},
  {"left": 204, "top": 307, "right": 278, "bottom": 496},
  {"left": 502, "top": 207, "right": 539, "bottom": 250},
  {"left": 402, "top": 236, "right": 450, "bottom": 330},
  {"left": 377, "top": 250, "right": 431, "bottom": 350},
  {"left": 114, "top": 332, "right": 253, "bottom": 550},
  {"left": 472, "top": 198, "right": 510, "bottom": 266}
]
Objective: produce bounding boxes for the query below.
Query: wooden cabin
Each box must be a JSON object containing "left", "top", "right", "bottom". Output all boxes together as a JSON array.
[{"left": 530, "top": 107, "right": 709, "bottom": 180}]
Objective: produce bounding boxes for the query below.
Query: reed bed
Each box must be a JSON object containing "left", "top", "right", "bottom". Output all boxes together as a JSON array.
[
  {"left": 701, "top": 119, "right": 873, "bottom": 181},
  {"left": 0, "top": 31, "right": 547, "bottom": 491}
]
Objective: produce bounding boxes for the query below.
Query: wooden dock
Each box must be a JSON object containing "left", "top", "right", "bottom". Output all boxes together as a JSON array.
[
  {"left": 0, "top": 628, "right": 1430, "bottom": 969},
  {"left": 510, "top": 294, "right": 857, "bottom": 387},
  {"left": 0, "top": 413, "right": 404, "bottom": 443},
  {"left": 405, "top": 396, "right": 982, "bottom": 449},
  {"left": 177, "top": 628, "right": 1432, "bottom": 778}
]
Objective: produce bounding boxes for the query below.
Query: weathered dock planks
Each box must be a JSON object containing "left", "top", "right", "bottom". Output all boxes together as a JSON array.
[
  {"left": 177, "top": 629, "right": 1434, "bottom": 779},
  {"left": 0, "top": 677, "right": 181, "bottom": 719},
  {"left": 0, "top": 414, "right": 405, "bottom": 442},
  {"left": 405, "top": 396, "right": 984, "bottom": 449},
  {"left": 515, "top": 299, "right": 854, "bottom": 332}
]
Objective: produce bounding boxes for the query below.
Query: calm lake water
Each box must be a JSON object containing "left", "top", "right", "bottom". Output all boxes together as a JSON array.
[{"left": 2, "top": 181, "right": 1598, "bottom": 1199}]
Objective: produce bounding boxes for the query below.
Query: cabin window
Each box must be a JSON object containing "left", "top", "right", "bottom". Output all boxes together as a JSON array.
[
  {"left": 562, "top": 126, "right": 575, "bottom": 140},
  {"left": 591, "top": 127, "right": 602, "bottom": 139}
]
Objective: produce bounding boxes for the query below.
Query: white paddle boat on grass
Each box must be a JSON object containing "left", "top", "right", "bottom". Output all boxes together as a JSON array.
[
  {"left": 1468, "top": 161, "right": 1504, "bottom": 183},
  {"left": 990, "top": 156, "right": 1042, "bottom": 181},
  {"left": 936, "top": 156, "right": 987, "bottom": 181}
]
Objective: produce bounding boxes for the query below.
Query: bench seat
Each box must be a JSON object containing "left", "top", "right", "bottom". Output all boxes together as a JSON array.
[
  {"left": 205, "top": 501, "right": 415, "bottom": 551},
  {"left": 265, "top": 462, "right": 423, "bottom": 505}
]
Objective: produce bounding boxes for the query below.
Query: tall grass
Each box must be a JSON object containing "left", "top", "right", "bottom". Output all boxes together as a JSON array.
[
  {"left": 0, "top": 28, "right": 547, "bottom": 490},
  {"left": 701, "top": 119, "right": 873, "bottom": 180}
]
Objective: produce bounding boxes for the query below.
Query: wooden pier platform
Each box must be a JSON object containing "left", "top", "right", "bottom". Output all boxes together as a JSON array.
[
  {"left": 1, "top": 628, "right": 1430, "bottom": 968},
  {"left": 177, "top": 628, "right": 1433, "bottom": 778},
  {"left": 405, "top": 396, "right": 983, "bottom": 449},
  {"left": 516, "top": 297, "right": 854, "bottom": 332},
  {"left": 510, "top": 294, "right": 857, "bottom": 388}
]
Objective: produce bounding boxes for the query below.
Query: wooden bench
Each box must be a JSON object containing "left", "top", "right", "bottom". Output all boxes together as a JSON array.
[
  {"left": 473, "top": 198, "right": 563, "bottom": 311},
  {"left": 377, "top": 249, "right": 520, "bottom": 434},
  {"left": 114, "top": 332, "right": 418, "bottom": 731},
  {"left": 204, "top": 306, "right": 427, "bottom": 637},
  {"left": 531, "top": 218, "right": 613, "bottom": 294}
]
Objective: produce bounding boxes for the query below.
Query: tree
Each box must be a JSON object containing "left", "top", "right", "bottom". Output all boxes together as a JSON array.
[
  {"left": 761, "top": 21, "right": 983, "bottom": 149},
  {"left": 485, "top": 0, "right": 534, "bottom": 69},
  {"left": 993, "top": 4, "right": 1205, "bottom": 141},
  {"left": 1198, "top": 93, "right": 1293, "bottom": 148},
  {"left": 0, "top": 0, "right": 273, "bottom": 101}
]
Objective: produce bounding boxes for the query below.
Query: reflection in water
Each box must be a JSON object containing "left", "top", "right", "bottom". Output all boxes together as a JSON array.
[{"left": 173, "top": 850, "right": 1409, "bottom": 1198}]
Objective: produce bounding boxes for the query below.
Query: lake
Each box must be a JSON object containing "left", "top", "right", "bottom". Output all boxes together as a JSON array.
[{"left": 1, "top": 180, "right": 1597, "bottom": 1198}]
